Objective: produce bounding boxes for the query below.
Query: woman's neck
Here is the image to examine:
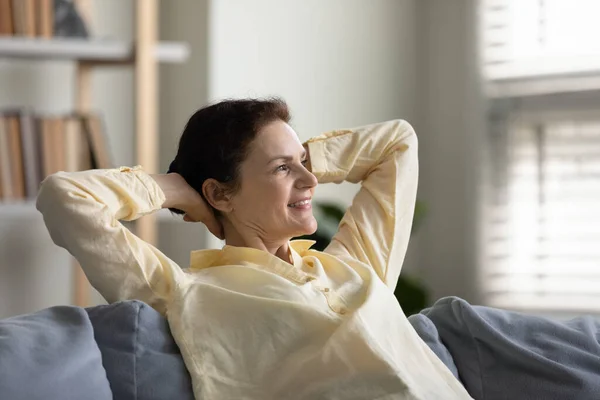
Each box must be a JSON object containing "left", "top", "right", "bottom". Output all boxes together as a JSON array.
[{"left": 222, "top": 221, "right": 292, "bottom": 264}]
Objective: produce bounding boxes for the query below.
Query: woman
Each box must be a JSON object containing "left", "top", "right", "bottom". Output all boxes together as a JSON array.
[{"left": 37, "top": 98, "right": 472, "bottom": 399}]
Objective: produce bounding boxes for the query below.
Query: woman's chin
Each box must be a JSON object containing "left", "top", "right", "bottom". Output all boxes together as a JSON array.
[
  {"left": 288, "top": 217, "right": 318, "bottom": 238},
  {"left": 301, "top": 218, "right": 318, "bottom": 236}
]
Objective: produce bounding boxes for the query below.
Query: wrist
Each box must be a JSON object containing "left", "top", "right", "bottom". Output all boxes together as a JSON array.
[{"left": 151, "top": 173, "right": 197, "bottom": 211}]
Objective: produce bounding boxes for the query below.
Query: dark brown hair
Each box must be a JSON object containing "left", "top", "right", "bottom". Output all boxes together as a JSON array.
[{"left": 167, "top": 97, "right": 291, "bottom": 215}]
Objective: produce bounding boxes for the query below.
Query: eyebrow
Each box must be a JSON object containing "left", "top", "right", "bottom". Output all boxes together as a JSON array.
[{"left": 268, "top": 150, "right": 307, "bottom": 165}]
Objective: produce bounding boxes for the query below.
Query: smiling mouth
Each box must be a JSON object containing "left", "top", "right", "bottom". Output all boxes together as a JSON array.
[{"left": 288, "top": 199, "right": 312, "bottom": 208}]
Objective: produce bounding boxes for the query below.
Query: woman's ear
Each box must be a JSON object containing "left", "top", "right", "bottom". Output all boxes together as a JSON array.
[{"left": 202, "top": 178, "right": 233, "bottom": 213}]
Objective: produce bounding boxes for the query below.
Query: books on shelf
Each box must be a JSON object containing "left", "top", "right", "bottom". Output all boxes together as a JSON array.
[
  {"left": 0, "top": 0, "right": 55, "bottom": 38},
  {"left": 0, "top": 109, "right": 113, "bottom": 201}
]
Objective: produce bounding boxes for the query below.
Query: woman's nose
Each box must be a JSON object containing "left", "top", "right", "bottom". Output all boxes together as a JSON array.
[{"left": 298, "top": 168, "right": 318, "bottom": 189}]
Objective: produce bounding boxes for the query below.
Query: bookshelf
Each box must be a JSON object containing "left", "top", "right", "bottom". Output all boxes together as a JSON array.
[
  {"left": 0, "top": 0, "right": 190, "bottom": 307},
  {"left": 0, "top": 37, "right": 189, "bottom": 63},
  {"left": 0, "top": 200, "right": 186, "bottom": 222}
]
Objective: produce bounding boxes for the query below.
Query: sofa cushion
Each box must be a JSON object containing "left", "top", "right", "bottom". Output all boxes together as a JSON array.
[
  {"left": 408, "top": 312, "right": 461, "bottom": 381},
  {"left": 87, "top": 300, "right": 193, "bottom": 400},
  {"left": 0, "top": 306, "right": 113, "bottom": 400},
  {"left": 421, "top": 296, "right": 600, "bottom": 400}
]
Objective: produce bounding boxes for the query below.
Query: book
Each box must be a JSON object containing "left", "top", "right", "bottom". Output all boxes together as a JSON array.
[
  {"left": 83, "top": 112, "right": 113, "bottom": 169},
  {"left": 0, "top": 116, "right": 14, "bottom": 199},
  {"left": 6, "top": 114, "right": 25, "bottom": 199},
  {"left": 64, "top": 113, "right": 92, "bottom": 172},
  {"left": 0, "top": 109, "right": 112, "bottom": 201},
  {"left": 36, "top": 0, "right": 53, "bottom": 38},
  {"left": 0, "top": 0, "right": 14, "bottom": 36},
  {"left": 1, "top": 0, "right": 90, "bottom": 39},
  {"left": 11, "top": 0, "right": 36, "bottom": 37}
]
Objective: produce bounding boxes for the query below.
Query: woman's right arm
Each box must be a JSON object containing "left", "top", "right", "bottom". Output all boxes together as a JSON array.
[
  {"left": 304, "top": 120, "right": 418, "bottom": 291},
  {"left": 36, "top": 165, "right": 187, "bottom": 314}
]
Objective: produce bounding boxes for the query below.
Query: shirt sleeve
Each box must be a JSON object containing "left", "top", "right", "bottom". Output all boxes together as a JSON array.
[
  {"left": 36, "top": 165, "right": 183, "bottom": 313},
  {"left": 305, "top": 120, "right": 418, "bottom": 290}
]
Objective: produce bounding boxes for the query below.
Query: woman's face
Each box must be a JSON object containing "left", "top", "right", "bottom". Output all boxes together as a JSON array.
[{"left": 229, "top": 120, "right": 318, "bottom": 242}]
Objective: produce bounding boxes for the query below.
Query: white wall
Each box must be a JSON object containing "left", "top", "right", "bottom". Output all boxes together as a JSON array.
[
  {"left": 207, "top": 0, "right": 417, "bottom": 137},
  {"left": 158, "top": 0, "right": 419, "bottom": 254},
  {"left": 412, "top": 0, "right": 485, "bottom": 304},
  {"left": 207, "top": 0, "right": 418, "bottom": 251}
]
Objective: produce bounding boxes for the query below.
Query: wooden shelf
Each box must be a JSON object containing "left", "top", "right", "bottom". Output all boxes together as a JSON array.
[
  {"left": 0, "top": 37, "right": 190, "bottom": 64},
  {"left": 0, "top": 201, "right": 186, "bottom": 223}
]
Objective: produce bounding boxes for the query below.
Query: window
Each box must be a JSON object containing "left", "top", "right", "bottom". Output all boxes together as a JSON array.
[
  {"left": 481, "top": 0, "right": 600, "bottom": 80},
  {"left": 484, "top": 106, "right": 600, "bottom": 312},
  {"left": 480, "top": 0, "right": 600, "bottom": 312}
]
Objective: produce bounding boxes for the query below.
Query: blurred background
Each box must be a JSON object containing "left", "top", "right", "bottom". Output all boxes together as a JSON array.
[{"left": 1, "top": 0, "right": 599, "bottom": 319}]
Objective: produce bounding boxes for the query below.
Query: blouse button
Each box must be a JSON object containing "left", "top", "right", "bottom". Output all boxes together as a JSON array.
[
  {"left": 323, "top": 287, "right": 330, "bottom": 293},
  {"left": 339, "top": 308, "right": 347, "bottom": 315}
]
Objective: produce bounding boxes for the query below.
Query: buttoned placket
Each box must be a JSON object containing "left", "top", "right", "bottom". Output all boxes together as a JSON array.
[
  {"left": 299, "top": 253, "right": 348, "bottom": 316},
  {"left": 316, "top": 285, "right": 348, "bottom": 315}
]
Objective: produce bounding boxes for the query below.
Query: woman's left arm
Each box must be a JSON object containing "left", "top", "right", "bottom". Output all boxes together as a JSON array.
[{"left": 304, "top": 119, "right": 418, "bottom": 291}]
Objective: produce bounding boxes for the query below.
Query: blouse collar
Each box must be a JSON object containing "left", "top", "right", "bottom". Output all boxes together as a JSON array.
[{"left": 189, "top": 239, "right": 317, "bottom": 284}]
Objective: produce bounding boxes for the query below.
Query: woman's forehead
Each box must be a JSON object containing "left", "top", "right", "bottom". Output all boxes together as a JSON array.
[{"left": 251, "top": 121, "right": 303, "bottom": 156}]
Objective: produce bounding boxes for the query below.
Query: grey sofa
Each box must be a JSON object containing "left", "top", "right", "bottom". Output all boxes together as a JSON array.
[
  {"left": 408, "top": 297, "right": 600, "bottom": 400},
  {"left": 2, "top": 297, "right": 599, "bottom": 400},
  {"left": 0, "top": 300, "right": 194, "bottom": 400}
]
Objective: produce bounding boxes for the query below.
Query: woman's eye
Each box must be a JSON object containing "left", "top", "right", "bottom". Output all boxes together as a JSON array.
[
  {"left": 301, "top": 159, "right": 308, "bottom": 165},
  {"left": 276, "top": 164, "right": 289, "bottom": 172}
]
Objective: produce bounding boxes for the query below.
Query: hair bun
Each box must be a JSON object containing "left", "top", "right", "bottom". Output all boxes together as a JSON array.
[{"left": 167, "top": 159, "right": 178, "bottom": 174}]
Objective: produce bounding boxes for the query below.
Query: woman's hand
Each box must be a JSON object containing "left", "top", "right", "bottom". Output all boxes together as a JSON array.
[
  {"left": 180, "top": 192, "right": 225, "bottom": 240},
  {"left": 151, "top": 173, "right": 224, "bottom": 240}
]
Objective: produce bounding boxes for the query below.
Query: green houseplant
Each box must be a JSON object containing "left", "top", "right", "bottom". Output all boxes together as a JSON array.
[{"left": 296, "top": 200, "right": 428, "bottom": 316}]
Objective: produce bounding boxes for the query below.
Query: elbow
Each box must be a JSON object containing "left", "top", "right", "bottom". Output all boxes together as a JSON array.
[
  {"left": 36, "top": 172, "right": 73, "bottom": 215},
  {"left": 399, "top": 119, "right": 418, "bottom": 146},
  {"left": 387, "top": 119, "right": 418, "bottom": 154},
  {"left": 36, "top": 173, "right": 75, "bottom": 247}
]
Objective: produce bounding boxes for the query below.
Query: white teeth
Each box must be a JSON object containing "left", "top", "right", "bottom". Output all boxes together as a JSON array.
[{"left": 288, "top": 199, "right": 311, "bottom": 208}]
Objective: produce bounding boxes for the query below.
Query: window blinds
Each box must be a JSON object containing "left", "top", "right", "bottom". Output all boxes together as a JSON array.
[
  {"left": 484, "top": 113, "right": 600, "bottom": 312},
  {"left": 481, "top": 0, "right": 600, "bottom": 81},
  {"left": 480, "top": 0, "right": 600, "bottom": 312}
]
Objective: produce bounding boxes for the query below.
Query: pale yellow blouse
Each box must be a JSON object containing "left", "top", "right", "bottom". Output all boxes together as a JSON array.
[{"left": 36, "top": 120, "right": 473, "bottom": 399}]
